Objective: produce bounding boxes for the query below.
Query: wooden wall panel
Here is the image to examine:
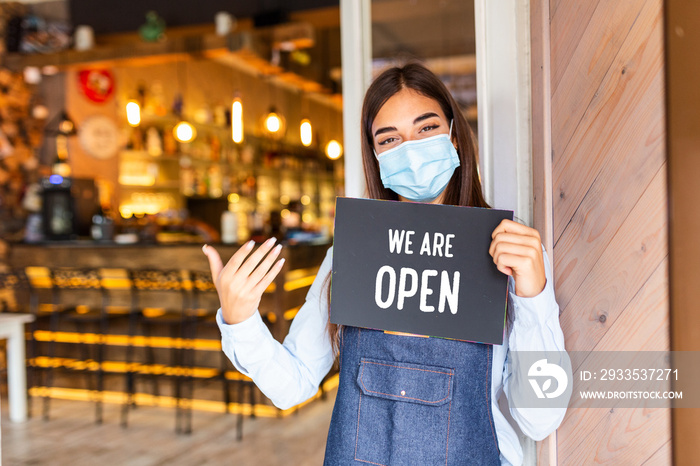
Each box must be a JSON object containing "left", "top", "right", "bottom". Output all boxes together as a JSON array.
[
  {"left": 562, "top": 406, "right": 670, "bottom": 466},
  {"left": 537, "top": 0, "right": 671, "bottom": 463},
  {"left": 550, "top": 0, "right": 646, "bottom": 169},
  {"left": 552, "top": 30, "right": 664, "bottom": 310},
  {"left": 557, "top": 160, "right": 666, "bottom": 350},
  {"left": 549, "top": 1, "right": 597, "bottom": 95},
  {"left": 557, "top": 256, "right": 670, "bottom": 460}
]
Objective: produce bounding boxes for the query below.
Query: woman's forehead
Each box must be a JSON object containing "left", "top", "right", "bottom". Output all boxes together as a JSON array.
[{"left": 372, "top": 88, "right": 447, "bottom": 132}]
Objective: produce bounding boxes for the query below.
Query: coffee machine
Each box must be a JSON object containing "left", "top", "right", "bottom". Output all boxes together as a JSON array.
[{"left": 41, "top": 176, "right": 100, "bottom": 240}]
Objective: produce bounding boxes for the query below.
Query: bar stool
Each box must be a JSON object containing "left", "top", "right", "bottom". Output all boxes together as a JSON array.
[
  {"left": 47, "top": 267, "right": 114, "bottom": 423},
  {"left": 123, "top": 268, "right": 192, "bottom": 433},
  {"left": 22, "top": 266, "right": 55, "bottom": 419},
  {"left": 188, "top": 269, "right": 257, "bottom": 439}
]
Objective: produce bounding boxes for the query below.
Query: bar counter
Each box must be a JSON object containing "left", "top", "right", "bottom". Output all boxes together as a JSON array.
[
  {"left": 4, "top": 238, "right": 334, "bottom": 428},
  {"left": 8, "top": 239, "right": 331, "bottom": 272}
]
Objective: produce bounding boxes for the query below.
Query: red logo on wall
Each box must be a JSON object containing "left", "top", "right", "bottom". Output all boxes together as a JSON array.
[{"left": 78, "top": 69, "right": 115, "bottom": 103}]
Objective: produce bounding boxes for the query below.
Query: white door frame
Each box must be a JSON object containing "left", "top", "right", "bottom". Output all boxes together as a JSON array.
[
  {"left": 475, "top": 0, "right": 533, "bottom": 226},
  {"left": 340, "top": 0, "right": 533, "bottom": 226},
  {"left": 340, "top": 0, "right": 372, "bottom": 199}
]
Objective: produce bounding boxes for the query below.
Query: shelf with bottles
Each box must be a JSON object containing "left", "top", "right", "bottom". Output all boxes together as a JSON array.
[{"left": 117, "top": 113, "right": 342, "bottom": 233}]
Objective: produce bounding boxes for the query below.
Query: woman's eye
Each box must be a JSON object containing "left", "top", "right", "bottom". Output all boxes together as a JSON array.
[
  {"left": 419, "top": 124, "right": 439, "bottom": 133},
  {"left": 378, "top": 137, "right": 397, "bottom": 146}
]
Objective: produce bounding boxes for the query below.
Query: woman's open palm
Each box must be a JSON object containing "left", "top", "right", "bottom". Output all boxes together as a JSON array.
[{"left": 202, "top": 238, "right": 285, "bottom": 324}]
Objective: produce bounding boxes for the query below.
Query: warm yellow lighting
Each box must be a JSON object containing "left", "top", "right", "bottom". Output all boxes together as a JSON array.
[
  {"left": 325, "top": 140, "right": 343, "bottom": 160},
  {"left": 300, "top": 194, "right": 311, "bottom": 206},
  {"left": 265, "top": 112, "right": 281, "bottom": 133},
  {"left": 280, "top": 209, "right": 291, "bottom": 219},
  {"left": 300, "top": 119, "right": 312, "bottom": 146},
  {"left": 228, "top": 193, "right": 240, "bottom": 203},
  {"left": 302, "top": 213, "right": 314, "bottom": 224},
  {"left": 280, "top": 195, "right": 290, "bottom": 205},
  {"left": 231, "top": 99, "right": 243, "bottom": 143},
  {"left": 126, "top": 101, "right": 141, "bottom": 127},
  {"left": 118, "top": 174, "right": 155, "bottom": 186},
  {"left": 58, "top": 119, "right": 74, "bottom": 134},
  {"left": 173, "top": 121, "right": 196, "bottom": 143}
]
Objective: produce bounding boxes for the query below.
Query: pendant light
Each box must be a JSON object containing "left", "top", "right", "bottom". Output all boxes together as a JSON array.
[
  {"left": 299, "top": 94, "right": 312, "bottom": 146},
  {"left": 231, "top": 96, "right": 244, "bottom": 143},
  {"left": 324, "top": 104, "right": 342, "bottom": 159},
  {"left": 174, "top": 121, "right": 196, "bottom": 143},
  {"left": 300, "top": 119, "right": 312, "bottom": 146},
  {"left": 173, "top": 60, "right": 196, "bottom": 143},
  {"left": 262, "top": 79, "right": 285, "bottom": 139},
  {"left": 126, "top": 100, "right": 141, "bottom": 126},
  {"left": 325, "top": 139, "right": 342, "bottom": 160},
  {"left": 265, "top": 107, "right": 282, "bottom": 133},
  {"left": 44, "top": 110, "right": 78, "bottom": 177},
  {"left": 230, "top": 66, "right": 244, "bottom": 144}
]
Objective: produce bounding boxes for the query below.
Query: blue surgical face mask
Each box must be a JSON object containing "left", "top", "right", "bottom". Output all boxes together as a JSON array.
[{"left": 375, "top": 121, "right": 460, "bottom": 202}]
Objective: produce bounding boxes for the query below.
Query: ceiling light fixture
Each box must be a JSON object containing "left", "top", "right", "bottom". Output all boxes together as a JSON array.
[
  {"left": 300, "top": 118, "right": 312, "bottom": 146},
  {"left": 231, "top": 97, "right": 244, "bottom": 143}
]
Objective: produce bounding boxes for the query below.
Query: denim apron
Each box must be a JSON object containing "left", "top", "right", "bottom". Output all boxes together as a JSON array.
[{"left": 324, "top": 326, "right": 500, "bottom": 466}]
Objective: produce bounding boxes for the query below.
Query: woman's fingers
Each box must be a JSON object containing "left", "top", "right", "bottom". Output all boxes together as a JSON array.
[
  {"left": 488, "top": 221, "right": 546, "bottom": 297},
  {"left": 489, "top": 231, "right": 541, "bottom": 257},
  {"left": 222, "top": 240, "right": 256, "bottom": 276},
  {"left": 492, "top": 242, "right": 539, "bottom": 265},
  {"left": 491, "top": 242, "right": 539, "bottom": 268},
  {"left": 237, "top": 237, "right": 279, "bottom": 278},
  {"left": 252, "top": 258, "right": 286, "bottom": 296},
  {"left": 247, "top": 243, "right": 283, "bottom": 287},
  {"left": 202, "top": 244, "right": 224, "bottom": 282},
  {"left": 491, "top": 219, "right": 541, "bottom": 240}
]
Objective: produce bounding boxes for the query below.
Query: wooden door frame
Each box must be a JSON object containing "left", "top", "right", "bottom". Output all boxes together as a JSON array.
[{"left": 665, "top": 0, "right": 700, "bottom": 463}]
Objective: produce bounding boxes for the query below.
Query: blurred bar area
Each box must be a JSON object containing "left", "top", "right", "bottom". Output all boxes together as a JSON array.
[
  {"left": 0, "top": 5, "right": 344, "bottom": 248},
  {"left": 0, "top": 0, "right": 345, "bottom": 450}
]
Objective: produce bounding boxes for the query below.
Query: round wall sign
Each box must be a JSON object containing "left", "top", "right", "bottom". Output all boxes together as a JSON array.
[{"left": 78, "top": 115, "right": 121, "bottom": 160}]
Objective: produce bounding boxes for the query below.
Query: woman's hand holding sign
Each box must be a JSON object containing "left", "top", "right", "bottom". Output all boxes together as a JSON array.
[
  {"left": 202, "top": 238, "right": 285, "bottom": 325},
  {"left": 489, "top": 219, "right": 546, "bottom": 298}
]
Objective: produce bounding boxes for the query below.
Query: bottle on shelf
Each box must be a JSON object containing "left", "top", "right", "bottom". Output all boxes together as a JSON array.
[{"left": 221, "top": 210, "right": 238, "bottom": 244}]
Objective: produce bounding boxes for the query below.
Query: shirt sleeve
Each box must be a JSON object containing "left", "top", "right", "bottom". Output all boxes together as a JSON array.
[
  {"left": 216, "top": 246, "right": 336, "bottom": 410},
  {"left": 502, "top": 245, "right": 570, "bottom": 441}
]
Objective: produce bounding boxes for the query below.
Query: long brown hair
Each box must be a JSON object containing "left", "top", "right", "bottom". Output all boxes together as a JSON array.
[{"left": 325, "top": 62, "right": 490, "bottom": 353}]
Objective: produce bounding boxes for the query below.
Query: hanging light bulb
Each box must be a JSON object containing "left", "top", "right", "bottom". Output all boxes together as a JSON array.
[
  {"left": 173, "top": 121, "right": 196, "bottom": 143},
  {"left": 265, "top": 109, "right": 281, "bottom": 133},
  {"left": 300, "top": 118, "right": 312, "bottom": 146},
  {"left": 231, "top": 98, "right": 243, "bottom": 143},
  {"left": 325, "top": 140, "right": 343, "bottom": 160},
  {"left": 126, "top": 100, "right": 141, "bottom": 126}
]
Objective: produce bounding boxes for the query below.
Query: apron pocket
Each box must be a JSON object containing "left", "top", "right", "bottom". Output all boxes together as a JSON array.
[{"left": 355, "top": 357, "right": 454, "bottom": 465}]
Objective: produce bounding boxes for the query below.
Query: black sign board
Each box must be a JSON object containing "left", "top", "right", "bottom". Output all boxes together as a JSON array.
[{"left": 330, "top": 197, "right": 513, "bottom": 345}]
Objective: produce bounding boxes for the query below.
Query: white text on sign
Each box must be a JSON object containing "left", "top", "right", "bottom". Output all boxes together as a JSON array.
[{"left": 376, "top": 229, "right": 460, "bottom": 314}]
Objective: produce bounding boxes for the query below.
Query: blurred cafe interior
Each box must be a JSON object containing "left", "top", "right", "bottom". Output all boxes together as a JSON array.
[{"left": 0, "top": 0, "right": 477, "bottom": 463}]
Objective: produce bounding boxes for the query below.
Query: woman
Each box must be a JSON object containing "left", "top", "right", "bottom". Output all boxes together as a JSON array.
[{"left": 203, "top": 63, "right": 567, "bottom": 465}]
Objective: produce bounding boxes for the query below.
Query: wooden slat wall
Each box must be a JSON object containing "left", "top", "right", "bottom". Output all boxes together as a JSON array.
[{"left": 543, "top": 0, "right": 671, "bottom": 463}]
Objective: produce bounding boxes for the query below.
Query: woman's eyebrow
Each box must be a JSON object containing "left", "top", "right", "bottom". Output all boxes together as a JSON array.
[
  {"left": 374, "top": 125, "right": 397, "bottom": 138},
  {"left": 413, "top": 112, "right": 439, "bottom": 124},
  {"left": 373, "top": 112, "right": 440, "bottom": 138}
]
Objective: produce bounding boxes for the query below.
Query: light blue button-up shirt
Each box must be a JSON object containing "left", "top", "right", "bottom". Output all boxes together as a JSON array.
[{"left": 217, "top": 246, "right": 567, "bottom": 466}]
